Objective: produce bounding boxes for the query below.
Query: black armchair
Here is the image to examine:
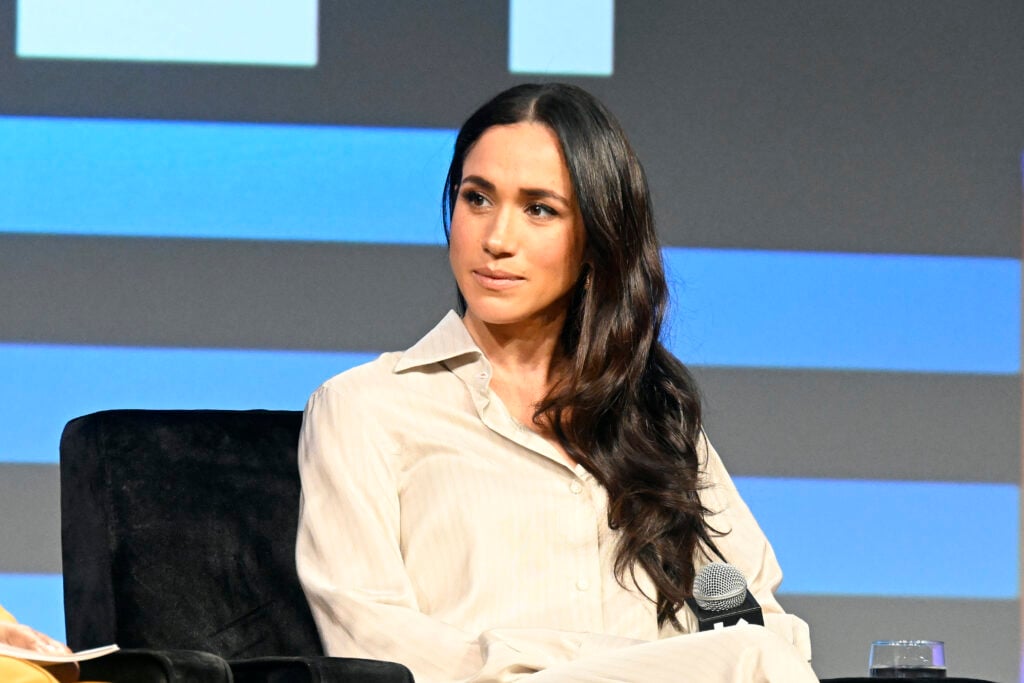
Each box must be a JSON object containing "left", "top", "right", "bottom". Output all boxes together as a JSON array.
[{"left": 60, "top": 409, "right": 413, "bottom": 683}]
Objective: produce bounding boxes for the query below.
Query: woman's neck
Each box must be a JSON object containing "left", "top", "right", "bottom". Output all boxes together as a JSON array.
[
  {"left": 461, "top": 311, "right": 578, "bottom": 468},
  {"left": 461, "top": 311, "right": 566, "bottom": 383}
]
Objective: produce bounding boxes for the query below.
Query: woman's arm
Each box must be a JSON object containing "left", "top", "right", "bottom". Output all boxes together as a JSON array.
[{"left": 295, "top": 383, "right": 604, "bottom": 683}]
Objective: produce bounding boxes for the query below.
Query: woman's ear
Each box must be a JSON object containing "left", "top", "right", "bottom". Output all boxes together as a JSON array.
[{"left": 581, "top": 262, "right": 594, "bottom": 290}]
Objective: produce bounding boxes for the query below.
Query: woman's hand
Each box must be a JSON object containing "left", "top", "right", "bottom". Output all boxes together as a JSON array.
[{"left": 0, "top": 621, "right": 72, "bottom": 655}]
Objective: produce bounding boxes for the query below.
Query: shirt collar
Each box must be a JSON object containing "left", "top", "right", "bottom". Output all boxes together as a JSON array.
[
  {"left": 395, "top": 311, "right": 580, "bottom": 471},
  {"left": 393, "top": 310, "right": 484, "bottom": 373}
]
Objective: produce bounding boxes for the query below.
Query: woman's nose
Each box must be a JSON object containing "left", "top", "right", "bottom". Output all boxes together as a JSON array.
[{"left": 483, "top": 209, "right": 516, "bottom": 257}]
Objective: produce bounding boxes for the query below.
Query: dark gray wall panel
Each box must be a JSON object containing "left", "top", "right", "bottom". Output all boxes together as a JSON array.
[
  {"left": 0, "top": 464, "right": 61, "bottom": 573},
  {"left": 785, "top": 594, "right": 1019, "bottom": 683},
  {"left": 697, "top": 367, "right": 1020, "bottom": 483},
  {"left": 0, "top": 234, "right": 454, "bottom": 352},
  {"left": 613, "top": 2, "right": 1024, "bottom": 257},
  {"left": 0, "top": 2, "right": 512, "bottom": 127}
]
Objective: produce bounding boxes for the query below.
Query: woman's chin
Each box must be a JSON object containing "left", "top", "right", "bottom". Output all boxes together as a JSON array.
[
  {"left": 463, "top": 308, "right": 525, "bottom": 329},
  {"left": 462, "top": 303, "right": 568, "bottom": 333}
]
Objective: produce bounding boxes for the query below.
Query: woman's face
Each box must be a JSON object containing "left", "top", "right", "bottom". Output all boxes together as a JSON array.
[{"left": 449, "top": 122, "right": 586, "bottom": 335}]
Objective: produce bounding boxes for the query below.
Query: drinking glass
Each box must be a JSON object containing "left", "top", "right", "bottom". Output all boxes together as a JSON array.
[{"left": 869, "top": 640, "right": 946, "bottom": 678}]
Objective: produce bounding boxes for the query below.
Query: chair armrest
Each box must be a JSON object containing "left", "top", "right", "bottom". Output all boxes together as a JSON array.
[
  {"left": 230, "top": 655, "right": 415, "bottom": 683},
  {"left": 79, "top": 649, "right": 232, "bottom": 683}
]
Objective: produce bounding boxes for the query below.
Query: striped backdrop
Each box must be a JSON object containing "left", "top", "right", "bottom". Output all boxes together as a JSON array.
[{"left": 0, "top": 2, "right": 1020, "bottom": 680}]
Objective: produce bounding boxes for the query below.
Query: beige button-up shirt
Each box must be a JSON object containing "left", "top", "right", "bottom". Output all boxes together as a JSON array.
[{"left": 296, "top": 312, "right": 814, "bottom": 683}]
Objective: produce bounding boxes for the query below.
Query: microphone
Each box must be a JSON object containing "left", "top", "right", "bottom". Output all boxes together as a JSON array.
[{"left": 685, "top": 562, "right": 764, "bottom": 631}]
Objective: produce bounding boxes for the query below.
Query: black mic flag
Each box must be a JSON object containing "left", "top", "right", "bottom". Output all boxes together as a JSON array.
[{"left": 685, "top": 562, "right": 765, "bottom": 632}]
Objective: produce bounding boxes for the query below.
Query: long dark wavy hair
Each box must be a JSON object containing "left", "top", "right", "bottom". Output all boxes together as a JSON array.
[{"left": 442, "top": 83, "right": 722, "bottom": 628}]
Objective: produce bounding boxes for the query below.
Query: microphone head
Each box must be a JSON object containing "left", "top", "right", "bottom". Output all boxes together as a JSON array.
[{"left": 693, "top": 562, "right": 748, "bottom": 611}]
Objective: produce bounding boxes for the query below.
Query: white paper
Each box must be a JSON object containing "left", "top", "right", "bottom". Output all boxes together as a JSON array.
[{"left": 0, "top": 642, "right": 119, "bottom": 664}]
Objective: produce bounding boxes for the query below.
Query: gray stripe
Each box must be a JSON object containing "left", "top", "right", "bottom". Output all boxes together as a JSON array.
[
  {"left": 782, "top": 594, "right": 1019, "bottom": 682},
  {"left": 697, "top": 366, "right": 1020, "bottom": 483},
  {"left": 0, "top": 234, "right": 454, "bottom": 352},
  {"left": 0, "top": 464, "right": 61, "bottom": 573}
]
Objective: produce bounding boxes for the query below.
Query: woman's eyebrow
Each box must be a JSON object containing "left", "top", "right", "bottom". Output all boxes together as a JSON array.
[
  {"left": 461, "top": 175, "right": 495, "bottom": 191},
  {"left": 521, "top": 188, "right": 570, "bottom": 205},
  {"left": 462, "top": 174, "right": 570, "bottom": 205}
]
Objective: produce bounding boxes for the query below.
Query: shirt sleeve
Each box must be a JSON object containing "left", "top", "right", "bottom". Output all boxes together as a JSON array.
[
  {"left": 675, "top": 434, "right": 812, "bottom": 661},
  {"left": 295, "top": 383, "right": 619, "bottom": 683}
]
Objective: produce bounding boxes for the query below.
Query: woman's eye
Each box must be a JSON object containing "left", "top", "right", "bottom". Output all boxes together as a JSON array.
[
  {"left": 526, "top": 203, "right": 557, "bottom": 218},
  {"left": 461, "top": 190, "right": 487, "bottom": 207}
]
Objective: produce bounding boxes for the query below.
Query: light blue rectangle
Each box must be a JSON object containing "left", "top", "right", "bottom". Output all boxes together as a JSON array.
[
  {"left": 0, "top": 116, "right": 454, "bottom": 245},
  {"left": 665, "top": 248, "right": 1021, "bottom": 374},
  {"left": 0, "top": 574, "right": 65, "bottom": 642},
  {"left": 509, "top": 0, "right": 614, "bottom": 76},
  {"left": 735, "top": 477, "right": 1020, "bottom": 599},
  {"left": 0, "top": 344, "right": 376, "bottom": 463},
  {"left": 16, "top": 0, "right": 318, "bottom": 66}
]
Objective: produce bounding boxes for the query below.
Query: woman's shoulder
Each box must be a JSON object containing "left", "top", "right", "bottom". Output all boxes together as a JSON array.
[
  {"left": 317, "top": 351, "right": 405, "bottom": 394},
  {"left": 314, "top": 311, "right": 471, "bottom": 397},
  {"left": 308, "top": 349, "right": 463, "bottom": 411},
  {"left": 302, "top": 352, "right": 411, "bottom": 428}
]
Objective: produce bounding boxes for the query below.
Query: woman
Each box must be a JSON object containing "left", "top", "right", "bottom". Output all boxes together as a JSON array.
[{"left": 296, "top": 83, "right": 817, "bottom": 682}]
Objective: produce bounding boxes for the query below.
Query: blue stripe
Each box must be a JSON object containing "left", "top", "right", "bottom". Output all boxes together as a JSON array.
[
  {"left": 1, "top": 477, "right": 1015, "bottom": 633},
  {"left": 0, "top": 116, "right": 455, "bottom": 244},
  {"left": 0, "top": 574, "right": 65, "bottom": 642},
  {"left": 736, "top": 477, "right": 1020, "bottom": 599},
  {"left": 0, "top": 344, "right": 376, "bottom": 463},
  {"left": 664, "top": 248, "right": 1021, "bottom": 374}
]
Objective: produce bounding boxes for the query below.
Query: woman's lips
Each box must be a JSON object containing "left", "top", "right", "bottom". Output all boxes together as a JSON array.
[{"left": 471, "top": 269, "right": 524, "bottom": 290}]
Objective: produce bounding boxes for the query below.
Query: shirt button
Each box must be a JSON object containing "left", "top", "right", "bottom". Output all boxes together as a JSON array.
[
  {"left": 576, "top": 578, "right": 590, "bottom": 591},
  {"left": 569, "top": 481, "right": 583, "bottom": 495}
]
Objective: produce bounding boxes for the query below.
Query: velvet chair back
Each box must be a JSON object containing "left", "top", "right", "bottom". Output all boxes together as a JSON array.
[
  {"left": 61, "top": 409, "right": 415, "bottom": 681},
  {"left": 60, "top": 409, "right": 322, "bottom": 656}
]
